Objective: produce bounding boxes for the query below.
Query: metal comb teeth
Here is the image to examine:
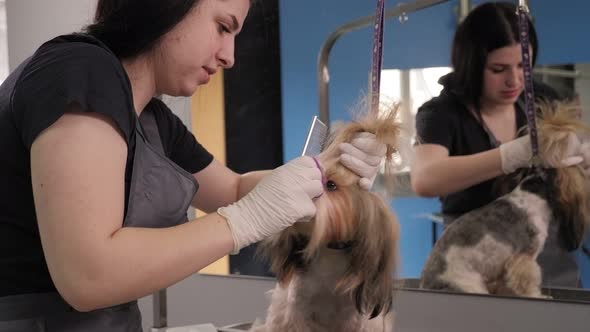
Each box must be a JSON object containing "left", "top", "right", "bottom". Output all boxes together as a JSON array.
[{"left": 302, "top": 116, "right": 328, "bottom": 157}]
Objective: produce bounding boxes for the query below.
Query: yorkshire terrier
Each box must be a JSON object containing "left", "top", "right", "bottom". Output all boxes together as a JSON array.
[
  {"left": 250, "top": 104, "right": 403, "bottom": 332},
  {"left": 420, "top": 102, "right": 590, "bottom": 298}
]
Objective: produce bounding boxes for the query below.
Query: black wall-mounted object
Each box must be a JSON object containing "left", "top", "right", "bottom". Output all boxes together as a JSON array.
[{"left": 223, "top": 0, "right": 283, "bottom": 277}]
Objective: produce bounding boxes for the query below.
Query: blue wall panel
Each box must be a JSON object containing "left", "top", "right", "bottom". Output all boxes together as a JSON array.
[{"left": 391, "top": 197, "right": 441, "bottom": 277}]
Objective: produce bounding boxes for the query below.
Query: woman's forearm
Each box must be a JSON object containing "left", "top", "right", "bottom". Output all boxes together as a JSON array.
[
  {"left": 52, "top": 212, "right": 234, "bottom": 312},
  {"left": 237, "top": 170, "right": 271, "bottom": 199},
  {"left": 411, "top": 148, "right": 504, "bottom": 197}
]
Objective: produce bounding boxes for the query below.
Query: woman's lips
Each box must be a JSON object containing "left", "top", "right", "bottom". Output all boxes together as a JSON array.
[
  {"left": 200, "top": 67, "right": 217, "bottom": 84},
  {"left": 501, "top": 89, "right": 521, "bottom": 98}
]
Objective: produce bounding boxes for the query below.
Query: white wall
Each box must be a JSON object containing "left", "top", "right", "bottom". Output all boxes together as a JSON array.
[
  {"left": 6, "top": 0, "right": 95, "bottom": 71},
  {"left": 4, "top": 0, "right": 192, "bottom": 126},
  {"left": 0, "top": 1, "right": 9, "bottom": 82}
]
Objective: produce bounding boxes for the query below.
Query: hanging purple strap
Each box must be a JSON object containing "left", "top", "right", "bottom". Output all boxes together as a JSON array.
[
  {"left": 517, "top": 4, "right": 540, "bottom": 163},
  {"left": 370, "top": 0, "right": 386, "bottom": 116}
]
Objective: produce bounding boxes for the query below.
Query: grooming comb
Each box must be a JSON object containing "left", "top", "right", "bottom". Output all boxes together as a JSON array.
[{"left": 301, "top": 115, "right": 328, "bottom": 157}]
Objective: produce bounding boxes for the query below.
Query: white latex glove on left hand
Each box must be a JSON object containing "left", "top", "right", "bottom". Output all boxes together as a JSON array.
[
  {"left": 499, "top": 133, "right": 586, "bottom": 174},
  {"left": 338, "top": 132, "right": 387, "bottom": 190}
]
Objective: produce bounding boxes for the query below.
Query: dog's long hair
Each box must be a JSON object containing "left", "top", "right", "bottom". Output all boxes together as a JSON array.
[
  {"left": 255, "top": 102, "right": 402, "bottom": 330},
  {"left": 535, "top": 102, "right": 590, "bottom": 247}
]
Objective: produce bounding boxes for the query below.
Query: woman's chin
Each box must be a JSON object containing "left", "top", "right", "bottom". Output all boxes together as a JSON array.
[{"left": 175, "top": 82, "right": 201, "bottom": 97}]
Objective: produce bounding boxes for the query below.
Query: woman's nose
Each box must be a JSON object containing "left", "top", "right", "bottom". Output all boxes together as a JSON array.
[
  {"left": 217, "top": 39, "right": 235, "bottom": 69},
  {"left": 505, "top": 68, "right": 521, "bottom": 87}
]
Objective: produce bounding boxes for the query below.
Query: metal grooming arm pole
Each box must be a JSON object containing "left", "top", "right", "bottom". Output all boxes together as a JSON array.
[
  {"left": 317, "top": 0, "right": 453, "bottom": 124},
  {"left": 152, "top": 289, "right": 167, "bottom": 330}
]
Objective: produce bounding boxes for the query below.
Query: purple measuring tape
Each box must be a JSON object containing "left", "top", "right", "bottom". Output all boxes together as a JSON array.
[
  {"left": 370, "top": 0, "right": 386, "bottom": 115},
  {"left": 312, "top": 156, "right": 326, "bottom": 185},
  {"left": 517, "top": 4, "right": 540, "bottom": 164}
]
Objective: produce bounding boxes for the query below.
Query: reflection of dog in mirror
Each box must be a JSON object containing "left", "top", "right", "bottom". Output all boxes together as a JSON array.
[
  {"left": 420, "top": 102, "right": 590, "bottom": 298},
  {"left": 250, "top": 105, "right": 402, "bottom": 332}
]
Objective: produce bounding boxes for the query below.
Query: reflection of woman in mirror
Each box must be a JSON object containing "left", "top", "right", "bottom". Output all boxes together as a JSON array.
[{"left": 411, "top": 2, "right": 588, "bottom": 288}]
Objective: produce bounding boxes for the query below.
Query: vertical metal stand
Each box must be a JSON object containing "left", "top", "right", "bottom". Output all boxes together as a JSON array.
[
  {"left": 400, "top": 69, "right": 413, "bottom": 137},
  {"left": 152, "top": 289, "right": 168, "bottom": 329},
  {"left": 457, "top": 0, "right": 470, "bottom": 22}
]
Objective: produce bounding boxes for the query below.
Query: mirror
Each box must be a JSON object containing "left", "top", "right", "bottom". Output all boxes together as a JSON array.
[
  {"left": 371, "top": 1, "right": 590, "bottom": 303},
  {"left": 375, "top": 62, "right": 590, "bottom": 300}
]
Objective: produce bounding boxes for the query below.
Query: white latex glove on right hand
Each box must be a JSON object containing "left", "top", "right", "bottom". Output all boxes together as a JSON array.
[
  {"left": 218, "top": 157, "right": 324, "bottom": 254},
  {"left": 499, "top": 135, "right": 533, "bottom": 174},
  {"left": 499, "top": 134, "right": 585, "bottom": 174},
  {"left": 338, "top": 132, "right": 387, "bottom": 191}
]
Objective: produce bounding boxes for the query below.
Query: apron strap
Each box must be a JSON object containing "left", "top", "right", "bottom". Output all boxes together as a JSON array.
[
  {"left": 139, "top": 107, "right": 166, "bottom": 155},
  {"left": 137, "top": 105, "right": 169, "bottom": 329}
]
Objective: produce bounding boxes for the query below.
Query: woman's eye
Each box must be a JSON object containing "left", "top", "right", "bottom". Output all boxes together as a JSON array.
[
  {"left": 326, "top": 180, "right": 338, "bottom": 191},
  {"left": 218, "top": 24, "right": 230, "bottom": 34}
]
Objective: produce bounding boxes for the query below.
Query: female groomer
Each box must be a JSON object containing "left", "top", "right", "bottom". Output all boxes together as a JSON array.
[
  {"left": 412, "top": 2, "right": 588, "bottom": 288},
  {"left": 0, "top": 0, "right": 386, "bottom": 330}
]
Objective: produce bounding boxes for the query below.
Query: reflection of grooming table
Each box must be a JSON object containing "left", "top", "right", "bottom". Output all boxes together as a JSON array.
[
  {"left": 151, "top": 323, "right": 218, "bottom": 332},
  {"left": 217, "top": 322, "right": 253, "bottom": 331},
  {"left": 150, "top": 322, "right": 252, "bottom": 332},
  {"left": 139, "top": 273, "right": 590, "bottom": 332}
]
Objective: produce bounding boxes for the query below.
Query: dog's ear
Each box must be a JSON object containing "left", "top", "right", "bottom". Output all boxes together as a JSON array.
[
  {"left": 257, "top": 228, "right": 307, "bottom": 285},
  {"left": 343, "top": 192, "right": 399, "bottom": 318}
]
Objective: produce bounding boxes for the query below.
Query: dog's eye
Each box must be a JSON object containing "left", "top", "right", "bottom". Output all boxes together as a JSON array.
[{"left": 325, "top": 180, "right": 338, "bottom": 191}]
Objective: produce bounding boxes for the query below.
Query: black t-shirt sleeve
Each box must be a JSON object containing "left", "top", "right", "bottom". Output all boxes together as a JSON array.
[
  {"left": 150, "top": 99, "right": 214, "bottom": 174},
  {"left": 415, "top": 98, "right": 455, "bottom": 150},
  {"left": 12, "top": 41, "right": 134, "bottom": 149}
]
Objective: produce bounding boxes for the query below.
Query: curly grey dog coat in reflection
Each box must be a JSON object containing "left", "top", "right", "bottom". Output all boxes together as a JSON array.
[
  {"left": 420, "top": 102, "right": 590, "bottom": 297},
  {"left": 250, "top": 109, "right": 401, "bottom": 332}
]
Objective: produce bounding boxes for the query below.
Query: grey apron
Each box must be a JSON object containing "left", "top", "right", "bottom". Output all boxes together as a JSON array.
[{"left": 0, "top": 107, "right": 198, "bottom": 331}]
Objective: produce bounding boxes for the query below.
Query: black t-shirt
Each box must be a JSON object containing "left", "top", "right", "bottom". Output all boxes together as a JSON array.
[
  {"left": 415, "top": 73, "right": 560, "bottom": 216},
  {"left": 0, "top": 34, "right": 213, "bottom": 296}
]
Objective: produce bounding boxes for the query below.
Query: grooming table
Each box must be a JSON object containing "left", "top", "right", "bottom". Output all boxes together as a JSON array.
[{"left": 140, "top": 274, "right": 589, "bottom": 332}]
